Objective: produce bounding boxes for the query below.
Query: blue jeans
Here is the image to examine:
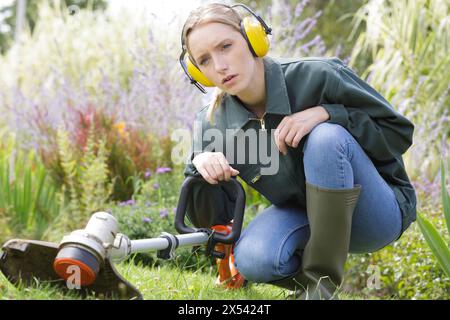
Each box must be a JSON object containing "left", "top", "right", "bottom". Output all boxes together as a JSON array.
[{"left": 233, "top": 123, "right": 403, "bottom": 283}]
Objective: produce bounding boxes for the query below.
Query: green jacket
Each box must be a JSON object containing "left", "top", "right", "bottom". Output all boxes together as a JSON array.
[{"left": 184, "top": 56, "right": 417, "bottom": 236}]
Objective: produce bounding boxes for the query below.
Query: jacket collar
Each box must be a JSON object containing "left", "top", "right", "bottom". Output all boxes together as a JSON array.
[{"left": 223, "top": 56, "right": 292, "bottom": 130}]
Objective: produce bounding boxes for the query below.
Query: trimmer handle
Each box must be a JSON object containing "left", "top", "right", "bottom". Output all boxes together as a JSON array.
[{"left": 175, "top": 176, "right": 246, "bottom": 245}]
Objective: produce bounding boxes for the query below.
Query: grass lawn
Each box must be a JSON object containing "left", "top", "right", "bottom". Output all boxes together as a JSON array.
[{"left": 0, "top": 260, "right": 370, "bottom": 300}]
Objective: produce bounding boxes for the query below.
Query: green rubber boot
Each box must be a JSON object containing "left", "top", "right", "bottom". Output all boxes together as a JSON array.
[
  {"left": 299, "top": 181, "right": 361, "bottom": 300},
  {"left": 268, "top": 182, "right": 361, "bottom": 299}
]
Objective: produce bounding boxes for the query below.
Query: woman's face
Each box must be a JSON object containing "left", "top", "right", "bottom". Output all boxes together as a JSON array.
[{"left": 187, "top": 22, "right": 258, "bottom": 95}]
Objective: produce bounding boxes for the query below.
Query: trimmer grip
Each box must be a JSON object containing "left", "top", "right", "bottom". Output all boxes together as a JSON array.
[{"left": 175, "top": 176, "right": 246, "bottom": 244}]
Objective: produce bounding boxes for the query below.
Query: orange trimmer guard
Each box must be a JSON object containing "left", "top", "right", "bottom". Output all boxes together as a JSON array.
[{"left": 210, "top": 224, "right": 247, "bottom": 289}]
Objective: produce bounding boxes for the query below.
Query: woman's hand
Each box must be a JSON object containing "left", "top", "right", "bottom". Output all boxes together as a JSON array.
[
  {"left": 274, "top": 106, "right": 330, "bottom": 155},
  {"left": 192, "top": 152, "right": 240, "bottom": 185}
]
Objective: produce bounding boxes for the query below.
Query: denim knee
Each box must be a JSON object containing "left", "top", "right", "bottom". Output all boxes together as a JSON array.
[
  {"left": 233, "top": 205, "right": 310, "bottom": 283},
  {"left": 303, "top": 122, "right": 354, "bottom": 156},
  {"left": 233, "top": 237, "right": 279, "bottom": 283}
]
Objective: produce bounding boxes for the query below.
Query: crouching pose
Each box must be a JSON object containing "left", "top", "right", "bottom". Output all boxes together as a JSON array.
[{"left": 179, "top": 3, "right": 416, "bottom": 299}]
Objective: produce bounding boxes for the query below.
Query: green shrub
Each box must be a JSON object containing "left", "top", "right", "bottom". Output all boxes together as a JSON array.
[
  {"left": 53, "top": 126, "right": 112, "bottom": 232},
  {"left": 345, "top": 217, "right": 450, "bottom": 299},
  {"left": 344, "top": 157, "right": 449, "bottom": 300},
  {"left": 109, "top": 168, "right": 212, "bottom": 270}
]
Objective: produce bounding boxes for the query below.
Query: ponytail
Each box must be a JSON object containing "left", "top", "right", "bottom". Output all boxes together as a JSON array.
[{"left": 207, "top": 88, "right": 227, "bottom": 125}]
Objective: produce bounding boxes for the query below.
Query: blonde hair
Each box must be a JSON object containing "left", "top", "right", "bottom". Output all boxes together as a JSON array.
[{"left": 182, "top": 3, "right": 243, "bottom": 125}]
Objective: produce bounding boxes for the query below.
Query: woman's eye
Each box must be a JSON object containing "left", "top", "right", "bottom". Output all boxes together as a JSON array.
[{"left": 199, "top": 44, "right": 231, "bottom": 66}]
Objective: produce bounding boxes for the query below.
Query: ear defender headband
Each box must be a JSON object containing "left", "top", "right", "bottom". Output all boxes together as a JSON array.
[{"left": 179, "top": 3, "right": 272, "bottom": 94}]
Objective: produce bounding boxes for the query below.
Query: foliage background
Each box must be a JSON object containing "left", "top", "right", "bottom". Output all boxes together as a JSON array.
[{"left": 0, "top": 0, "right": 448, "bottom": 299}]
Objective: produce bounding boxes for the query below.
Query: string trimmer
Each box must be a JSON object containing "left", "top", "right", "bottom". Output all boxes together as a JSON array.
[{"left": 0, "top": 177, "right": 245, "bottom": 300}]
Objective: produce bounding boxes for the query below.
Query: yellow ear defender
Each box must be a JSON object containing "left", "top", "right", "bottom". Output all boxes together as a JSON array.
[
  {"left": 240, "top": 15, "right": 271, "bottom": 57},
  {"left": 179, "top": 3, "right": 272, "bottom": 93},
  {"left": 184, "top": 53, "right": 215, "bottom": 88}
]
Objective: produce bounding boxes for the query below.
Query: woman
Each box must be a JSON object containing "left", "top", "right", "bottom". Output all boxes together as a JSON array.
[{"left": 180, "top": 3, "right": 417, "bottom": 299}]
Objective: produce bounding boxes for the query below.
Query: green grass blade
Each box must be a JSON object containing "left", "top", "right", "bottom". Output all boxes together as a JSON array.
[
  {"left": 442, "top": 159, "right": 450, "bottom": 238},
  {"left": 417, "top": 213, "right": 450, "bottom": 279}
]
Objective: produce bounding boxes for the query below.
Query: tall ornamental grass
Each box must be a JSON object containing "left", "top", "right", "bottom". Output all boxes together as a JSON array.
[
  {"left": 347, "top": 0, "right": 449, "bottom": 200},
  {"left": 348, "top": 0, "right": 449, "bottom": 114},
  {"left": 0, "top": 129, "right": 61, "bottom": 240}
]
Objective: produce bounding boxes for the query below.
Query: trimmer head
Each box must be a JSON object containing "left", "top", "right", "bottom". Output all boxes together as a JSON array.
[
  {"left": 0, "top": 239, "right": 142, "bottom": 300},
  {"left": 53, "top": 245, "right": 101, "bottom": 286}
]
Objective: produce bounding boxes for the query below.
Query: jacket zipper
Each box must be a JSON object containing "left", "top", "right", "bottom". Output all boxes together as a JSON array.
[
  {"left": 247, "top": 112, "right": 266, "bottom": 184},
  {"left": 249, "top": 112, "right": 267, "bottom": 131}
]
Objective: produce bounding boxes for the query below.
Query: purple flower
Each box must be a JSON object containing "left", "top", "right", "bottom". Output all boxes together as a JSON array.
[
  {"left": 142, "top": 217, "right": 152, "bottom": 223},
  {"left": 153, "top": 183, "right": 159, "bottom": 189},
  {"left": 119, "top": 199, "right": 135, "bottom": 206},
  {"left": 159, "top": 208, "right": 169, "bottom": 218},
  {"left": 144, "top": 170, "right": 152, "bottom": 179},
  {"left": 156, "top": 167, "right": 172, "bottom": 174},
  {"left": 294, "top": 0, "right": 308, "bottom": 17}
]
